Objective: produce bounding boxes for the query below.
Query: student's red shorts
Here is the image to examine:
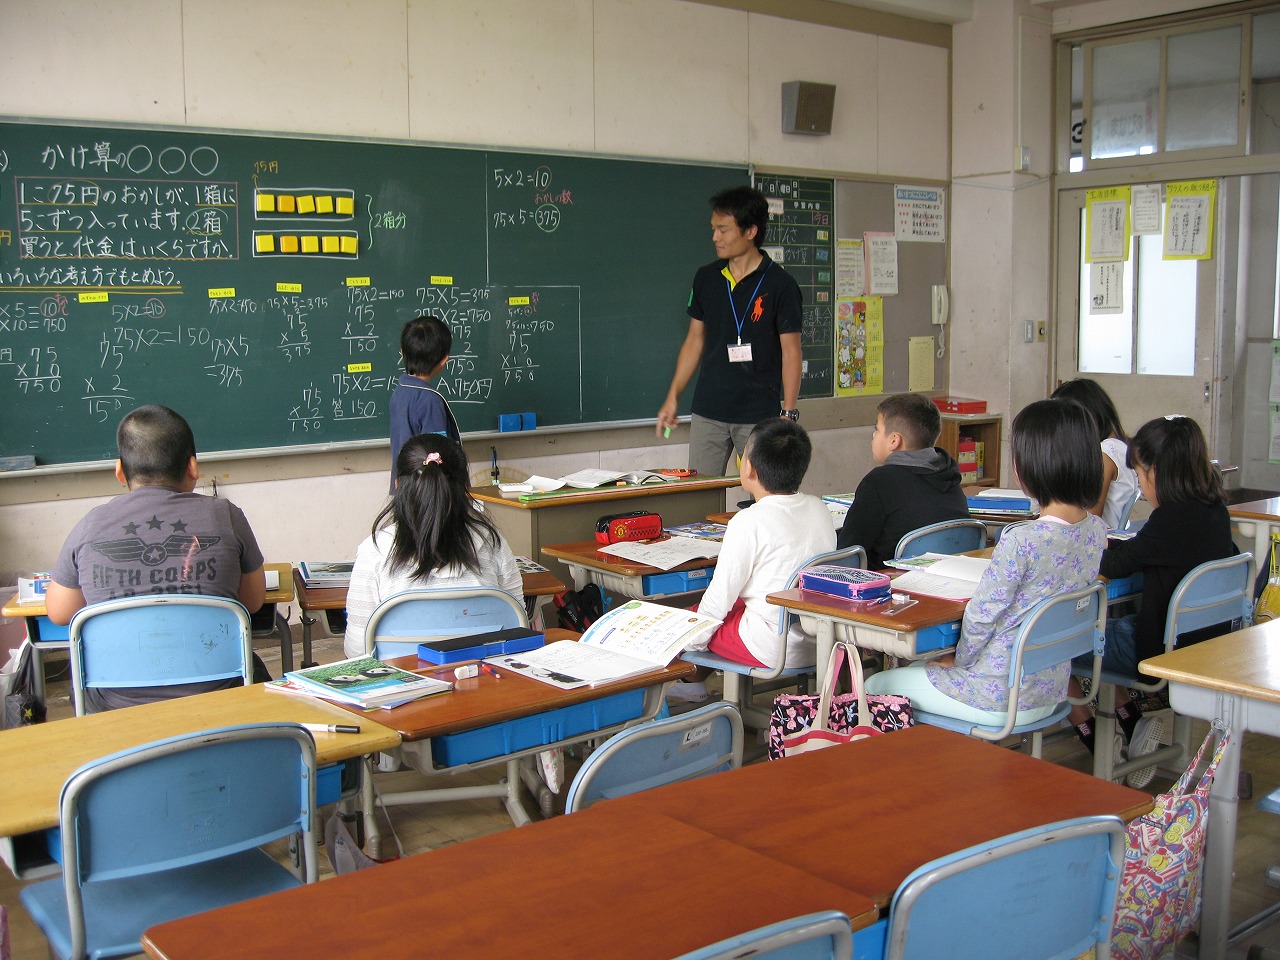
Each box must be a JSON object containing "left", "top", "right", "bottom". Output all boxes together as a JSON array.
[{"left": 699, "top": 599, "right": 767, "bottom": 669}]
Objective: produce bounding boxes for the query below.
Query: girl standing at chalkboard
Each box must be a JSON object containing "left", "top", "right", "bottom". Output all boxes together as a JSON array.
[{"left": 345, "top": 433, "right": 522, "bottom": 657}]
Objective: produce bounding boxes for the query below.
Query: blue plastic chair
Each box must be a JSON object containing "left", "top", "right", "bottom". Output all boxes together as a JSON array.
[
  {"left": 1114, "top": 487, "right": 1142, "bottom": 533},
  {"left": 893, "top": 518, "right": 988, "bottom": 561},
  {"left": 1080, "top": 552, "right": 1254, "bottom": 784},
  {"left": 564, "top": 701, "right": 744, "bottom": 813},
  {"left": 20, "top": 723, "right": 318, "bottom": 960},
  {"left": 682, "top": 546, "right": 866, "bottom": 731},
  {"left": 912, "top": 582, "right": 1106, "bottom": 757},
  {"left": 672, "top": 910, "right": 853, "bottom": 960},
  {"left": 361, "top": 587, "right": 531, "bottom": 834},
  {"left": 68, "top": 595, "right": 253, "bottom": 716},
  {"left": 863, "top": 815, "right": 1124, "bottom": 960},
  {"left": 362, "top": 586, "right": 528, "bottom": 659}
]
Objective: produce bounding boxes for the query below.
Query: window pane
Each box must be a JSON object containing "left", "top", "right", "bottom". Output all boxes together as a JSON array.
[
  {"left": 1135, "top": 236, "right": 1197, "bottom": 375},
  {"left": 1091, "top": 39, "right": 1159, "bottom": 159},
  {"left": 1167, "top": 26, "right": 1241, "bottom": 152},
  {"left": 1078, "top": 214, "right": 1134, "bottom": 373},
  {"left": 1254, "top": 13, "right": 1280, "bottom": 156}
]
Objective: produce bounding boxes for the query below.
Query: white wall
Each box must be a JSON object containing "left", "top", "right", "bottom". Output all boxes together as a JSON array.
[{"left": 0, "top": 0, "right": 943, "bottom": 579}]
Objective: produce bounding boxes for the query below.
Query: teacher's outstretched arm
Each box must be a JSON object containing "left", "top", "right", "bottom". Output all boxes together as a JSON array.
[{"left": 656, "top": 318, "right": 706, "bottom": 435}]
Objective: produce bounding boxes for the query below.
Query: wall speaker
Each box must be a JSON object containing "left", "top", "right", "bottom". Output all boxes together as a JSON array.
[{"left": 781, "top": 81, "right": 835, "bottom": 136}]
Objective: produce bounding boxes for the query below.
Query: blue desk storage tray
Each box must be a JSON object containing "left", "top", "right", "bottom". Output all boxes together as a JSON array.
[
  {"left": 417, "top": 629, "right": 545, "bottom": 666},
  {"left": 914, "top": 619, "right": 961, "bottom": 653},
  {"left": 1105, "top": 572, "right": 1143, "bottom": 601},
  {"left": 431, "top": 688, "right": 646, "bottom": 767},
  {"left": 641, "top": 567, "right": 711, "bottom": 595}
]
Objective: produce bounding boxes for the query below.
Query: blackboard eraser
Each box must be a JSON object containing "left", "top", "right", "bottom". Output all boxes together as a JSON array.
[
  {"left": 520, "top": 412, "right": 537, "bottom": 430},
  {"left": 0, "top": 455, "right": 36, "bottom": 471},
  {"left": 499, "top": 414, "right": 521, "bottom": 432}
]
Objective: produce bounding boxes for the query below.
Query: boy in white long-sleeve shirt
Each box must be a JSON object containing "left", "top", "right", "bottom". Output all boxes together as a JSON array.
[{"left": 671, "top": 418, "right": 834, "bottom": 701}]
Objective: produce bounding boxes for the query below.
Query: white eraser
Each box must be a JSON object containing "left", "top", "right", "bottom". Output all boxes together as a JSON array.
[{"left": 454, "top": 664, "right": 479, "bottom": 680}]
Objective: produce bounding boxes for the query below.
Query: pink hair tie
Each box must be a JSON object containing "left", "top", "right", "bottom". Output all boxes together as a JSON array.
[{"left": 422, "top": 452, "right": 443, "bottom": 467}]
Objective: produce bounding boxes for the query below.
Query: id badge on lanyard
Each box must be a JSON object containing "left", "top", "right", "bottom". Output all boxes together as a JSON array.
[{"left": 726, "top": 261, "right": 769, "bottom": 364}]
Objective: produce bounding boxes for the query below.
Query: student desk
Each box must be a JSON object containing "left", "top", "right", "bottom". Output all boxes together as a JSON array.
[
  {"left": 291, "top": 568, "right": 567, "bottom": 668},
  {"left": 471, "top": 478, "right": 736, "bottom": 588},
  {"left": 141, "top": 808, "right": 880, "bottom": 960},
  {"left": 542, "top": 539, "right": 716, "bottom": 600},
  {"left": 1140, "top": 620, "right": 1280, "bottom": 960},
  {"left": 1, "top": 561, "right": 296, "bottom": 700},
  {"left": 611, "top": 724, "right": 1155, "bottom": 910},
  {"left": 1229, "top": 496, "right": 1280, "bottom": 570},
  {"left": 0, "top": 682, "right": 399, "bottom": 878},
  {"left": 329, "top": 638, "right": 694, "bottom": 839},
  {"left": 767, "top": 587, "right": 966, "bottom": 682}
]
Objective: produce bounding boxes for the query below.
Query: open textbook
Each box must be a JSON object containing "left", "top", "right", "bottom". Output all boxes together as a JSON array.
[
  {"left": 888, "top": 552, "right": 992, "bottom": 601},
  {"left": 499, "top": 469, "right": 675, "bottom": 497},
  {"left": 598, "top": 537, "right": 721, "bottom": 569},
  {"left": 485, "top": 600, "right": 720, "bottom": 689}
]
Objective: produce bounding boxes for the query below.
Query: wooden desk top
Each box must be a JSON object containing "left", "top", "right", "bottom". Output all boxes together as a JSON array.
[
  {"left": 2, "top": 561, "right": 296, "bottom": 620},
  {"left": 611, "top": 725, "right": 1154, "bottom": 908},
  {"left": 471, "top": 476, "right": 738, "bottom": 510},
  {"left": 1141, "top": 618, "right": 1280, "bottom": 703},
  {"left": 1229, "top": 498, "right": 1280, "bottom": 522},
  {"left": 542, "top": 539, "right": 717, "bottom": 577},
  {"left": 142, "top": 808, "right": 879, "bottom": 960},
  {"left": 0, "top": 685, "right": 401, "bottom": 837},
  {"left": 333, "top": 640, "right": 694, "bottom": 741},
  {"left": 291, "top": 566, "right": 565, "bottom": 611},
  {"left": 767, "top": 586, "right": 967, "bottom": 631}
]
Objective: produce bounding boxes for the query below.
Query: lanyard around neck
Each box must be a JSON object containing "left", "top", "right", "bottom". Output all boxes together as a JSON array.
[{"left": 725, "top": 260, "right": 770, "bottom": 345}]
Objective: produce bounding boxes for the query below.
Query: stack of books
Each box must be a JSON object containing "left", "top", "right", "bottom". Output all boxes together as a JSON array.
[
  {"left": 267, "top": 655, "right": 452, "bottom": 709},
  {"left": 298, "top": 561, "right": 354, "bottom": 589}
]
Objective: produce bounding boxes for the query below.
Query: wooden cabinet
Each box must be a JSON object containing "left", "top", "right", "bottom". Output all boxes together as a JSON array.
[{"left": 938, "top": 414, "right": 1002, "bottom": 488}]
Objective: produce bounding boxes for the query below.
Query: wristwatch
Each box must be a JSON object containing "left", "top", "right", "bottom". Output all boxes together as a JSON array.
[{"left": 780, "top": 409, "right": 799, "bottom": 422}]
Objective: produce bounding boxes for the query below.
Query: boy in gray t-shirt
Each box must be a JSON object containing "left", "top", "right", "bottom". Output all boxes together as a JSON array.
[{"left": 46, "top": 405, "right": 267, "bottom": 709}]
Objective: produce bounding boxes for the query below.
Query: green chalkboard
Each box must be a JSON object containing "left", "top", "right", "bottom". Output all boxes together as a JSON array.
[{"left": 0, "top": 120, "right": 745, "bottom": 465}]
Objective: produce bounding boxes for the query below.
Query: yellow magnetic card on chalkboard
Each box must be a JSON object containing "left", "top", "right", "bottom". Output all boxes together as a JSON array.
[
  {"left": 255, "top": 234, "right": 275, "bottom": 253},
  {"left": 301, "top": 236, "right": 319, "bottom": 254},
  {"left": 277, "top": 195, "right": 296, "bottom": 214},
  {"left": 340, "top": 235, "right": 358, "bottom": 255},
  {"left": 256, "top": 192, "right": 276, "bottom": 213},
  {"left": 296, "top": 195, "right": 316, "bottom": 215},
  {"left": 322, "top": 235, "right": 339, "bottom": 254},
  {"left": 315, "top": 195, "right": 334, "bottom": 215},
  {"left": 280, "top": 235, "right": 299, "bottom": 254},
  {"left": 336, "top": 196, "right": 354, "bottom": 216}
]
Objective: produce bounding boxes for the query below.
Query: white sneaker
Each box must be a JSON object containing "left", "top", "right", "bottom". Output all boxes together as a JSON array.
[
  {"left": 1126, "top": 715, "right": 1166, "bottom": 790},
  {"left": 666, "top": 680, "right": 709, "bottom": 703}
]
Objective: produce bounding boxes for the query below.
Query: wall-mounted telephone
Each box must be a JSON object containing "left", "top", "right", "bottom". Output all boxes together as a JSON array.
[{"left": 931, "top": 284, "right": 949, "bottom": 358}]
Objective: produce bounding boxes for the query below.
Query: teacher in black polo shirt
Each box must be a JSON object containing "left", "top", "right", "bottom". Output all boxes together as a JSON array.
[{"left": 656, "top": 185, "right": 803, "bottom": 479}]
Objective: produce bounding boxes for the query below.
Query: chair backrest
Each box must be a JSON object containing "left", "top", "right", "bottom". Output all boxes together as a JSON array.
[
  {"left": 1163, "top": 553, "right": 1254, "bottom": 651},
  {"left": 1115, "top": 487, "right": 1142, "bottom": 532},
  {"left": 364, "top": 587, "right": 529, "bottom": 659},
  {"left": 885, "top": 815, "right": 1124, "bottom": 960},
  {"left": 893, "top": 519, "right": 988, "bottom": 561},
  {"left": 58, "top": 723, "right": 317, "bottom": 959},
  {"left": 986, "top": 582, "right": 1106, "bottom": 740},
  {"left": 564, "top": 702, "right": 744, "bottom": 814},
  {"left": 672, "top": 910, "right": 853, "bottom": 960},
  {"left": 69, "top": 594, "right": 253, "bottom": 716}
]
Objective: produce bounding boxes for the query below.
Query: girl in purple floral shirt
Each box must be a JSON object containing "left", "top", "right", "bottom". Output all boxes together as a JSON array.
[{"left": 865, "top": 399, "right": 1107, "bottom": 723}]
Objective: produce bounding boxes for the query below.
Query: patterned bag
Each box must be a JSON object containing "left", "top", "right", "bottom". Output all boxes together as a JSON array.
[
  {"left": 767, "top": 641, "right": 914, "bottom": 760},
  {"left": 1254, "top": 532, "right": 1280, "bottom": 625},
  {"left": 1111, "top": 724, "right": 1229, "bottom": 960},
  {"left": 1, "top": 639, "right": 45, "bottom": 730}
]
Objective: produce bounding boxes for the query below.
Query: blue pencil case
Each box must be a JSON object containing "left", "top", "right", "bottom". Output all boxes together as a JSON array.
[
  {"left": 799, "top": 565, "right": 892, "bottom": 601},
  {"left": 417, "top": 628, "right": 545, "bottom": 665}
]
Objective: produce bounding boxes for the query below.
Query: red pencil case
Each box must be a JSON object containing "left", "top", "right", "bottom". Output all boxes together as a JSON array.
[{"left": 595, "top": 511, "right": 663, "bottom": 544}]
